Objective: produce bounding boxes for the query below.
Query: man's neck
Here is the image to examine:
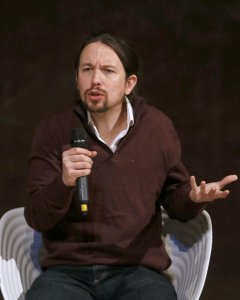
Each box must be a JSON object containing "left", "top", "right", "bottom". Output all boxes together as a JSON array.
[{"left": 90, "top": 102, "right": 127, "bottom": 146}]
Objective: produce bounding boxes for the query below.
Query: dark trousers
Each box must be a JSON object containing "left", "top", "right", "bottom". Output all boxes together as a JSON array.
[{"left": 25, "top": 265, "right": 177, "bottom": 300}]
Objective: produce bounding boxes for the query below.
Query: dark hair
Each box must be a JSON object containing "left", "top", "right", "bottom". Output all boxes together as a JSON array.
[{"left": 74, "top": 32, "right": 142, "bottom": 100}]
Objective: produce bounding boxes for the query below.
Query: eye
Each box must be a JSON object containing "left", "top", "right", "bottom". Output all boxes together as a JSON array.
[
  {"left": 105, "top": 69, "right": 115, "bottom": 74},
  {"left": 82, "top": 67, "right": 92, "bottom": 72}
]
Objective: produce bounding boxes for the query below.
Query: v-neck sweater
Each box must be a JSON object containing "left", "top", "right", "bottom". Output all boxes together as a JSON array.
[{"left": 24, "top": 97, "right": 205, "bottom": 272}]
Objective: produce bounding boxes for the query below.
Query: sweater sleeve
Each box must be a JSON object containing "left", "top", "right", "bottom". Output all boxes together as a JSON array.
[
  {"left": 160, "top": 161, "right": 206, "bottom": 221},
  {"left": 24, "top": 116, "right": 75, "bottom": 232},
  {"left": 158, "top": 117, "right": 206, "bottom": 221}
]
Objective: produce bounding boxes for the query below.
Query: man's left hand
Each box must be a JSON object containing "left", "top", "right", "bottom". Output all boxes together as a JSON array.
[{"left": 189, "top": 175, "right": 238, "bottom": 203}]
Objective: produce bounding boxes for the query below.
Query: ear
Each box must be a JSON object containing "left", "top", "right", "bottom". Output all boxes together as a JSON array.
[{"left": 125, "top": 75, "right": 137, "bottom": 95}]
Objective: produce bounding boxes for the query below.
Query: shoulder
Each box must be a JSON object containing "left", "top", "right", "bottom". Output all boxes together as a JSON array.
[
  {"left": 133, "top": 97, "right": 173, "bottom": 127},
  {"left": 39, "top": 104, "right": 76, "bottom": 125},
  {"left": 133, "top": 96, "right": 171, "bottom": 122},
  {"left": 145, "top": 104, "right": 172, "bottom": 122},
  {"left": 36, "top": 102, "right": 86, "bottom": 131},
  {"left": 139, "top": 102, "right": 181, "bottom": 149},
  {"left": 140, "top": 103, "right": 176, "bottom": 134},
  {"left": 132, "top": 97, "right": 179, "bottom": 142},
  {"left": 32, "top": 104, "right": 84, "bottom": 147}
]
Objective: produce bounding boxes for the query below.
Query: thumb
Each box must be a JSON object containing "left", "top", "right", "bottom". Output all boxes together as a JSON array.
[{"left": 90, "top": 151, "right": 97, "bottom": 158}]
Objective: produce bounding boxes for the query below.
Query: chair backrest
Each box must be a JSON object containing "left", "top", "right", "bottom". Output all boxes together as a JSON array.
[
  {"left": 0, "top": 207, "right": 212, "bottom": 300},
  {"left": 162, "top": 209, "right": 212, "bottom": 300},
  {"left": 0, "top": 207, "right": 43, "bottom": 300}
]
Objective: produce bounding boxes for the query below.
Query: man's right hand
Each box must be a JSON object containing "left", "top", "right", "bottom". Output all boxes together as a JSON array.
[{"left": 62, "top": 147, "right": 97, "bottom": 186}]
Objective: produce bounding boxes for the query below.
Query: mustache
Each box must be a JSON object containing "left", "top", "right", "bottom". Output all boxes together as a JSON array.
[{"left": 85, "top": 87, "right": 107, "bottom": 96}]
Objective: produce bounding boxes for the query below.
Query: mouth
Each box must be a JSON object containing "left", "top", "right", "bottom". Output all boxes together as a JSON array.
[{"left": 87, "top": 90, "right": 105, "bottom": 101}]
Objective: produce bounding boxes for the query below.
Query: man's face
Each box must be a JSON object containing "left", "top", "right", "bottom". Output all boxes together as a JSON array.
[{"left": 76, "top": 41, "right": 136, "bottom": 113}]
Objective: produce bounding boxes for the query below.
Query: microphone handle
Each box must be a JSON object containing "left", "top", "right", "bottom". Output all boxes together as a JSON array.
[
  {"left": 76, "top": 176, "right": 89, "bottom": 216},
  {"left": 70, "top": 128, "right": 89, "bottom": 216}
]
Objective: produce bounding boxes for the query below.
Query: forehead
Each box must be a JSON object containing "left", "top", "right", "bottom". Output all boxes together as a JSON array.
[{"left": 80, "top": 42, "right": 123, "bottom": 66}]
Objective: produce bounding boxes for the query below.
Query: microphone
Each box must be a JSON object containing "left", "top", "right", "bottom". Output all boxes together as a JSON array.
[{"left": 71, "top": 128, "right": 89, "bottom": 216}]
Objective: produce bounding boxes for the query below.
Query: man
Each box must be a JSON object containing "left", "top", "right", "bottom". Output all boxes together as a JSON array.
[{"left": 24, "top": 32, "right": 238, "bottom": 300}]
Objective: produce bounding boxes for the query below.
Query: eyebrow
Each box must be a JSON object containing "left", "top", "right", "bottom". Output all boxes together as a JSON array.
[
  {"left": 80, "top": 63, "right": 92, "bottom": 66},
  {"left": 80, "top": 62, "right": 117, "bottom": 69}
]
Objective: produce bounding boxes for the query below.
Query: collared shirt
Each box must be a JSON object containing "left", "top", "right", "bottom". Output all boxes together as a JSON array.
[{"left": 87, "top": 97, "right": 134, "bottom": 152}]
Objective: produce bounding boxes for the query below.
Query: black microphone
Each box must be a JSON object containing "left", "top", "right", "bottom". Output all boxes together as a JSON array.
[{"left": 71, "top": 128, "right": 89, "bottom": 216}]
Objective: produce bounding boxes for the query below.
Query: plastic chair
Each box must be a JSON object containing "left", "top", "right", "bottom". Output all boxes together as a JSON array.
[
  {"left": 0, "top": 208, "right": 43, "bottom": 300},
  {"left": 162, "top": 209, "right": 212, "bottom": 300},
  {"left": 0, "top": 207, "right": 212, "bottom": 300}
]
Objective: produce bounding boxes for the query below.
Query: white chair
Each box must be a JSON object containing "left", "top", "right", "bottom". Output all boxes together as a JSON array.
[
  {"left": 0, "top": 208, "right": 44, "bottom": 300},
  {"left": 162, "top": 209, "right": 212, "bottom": 300},
  {"left": 0, "top": 207, "right": 212, "bottom": 300}
]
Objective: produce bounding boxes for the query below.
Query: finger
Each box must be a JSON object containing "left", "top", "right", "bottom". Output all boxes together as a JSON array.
[
  {"left": 190, "top": 176, "right": 198, "bottom": 192},
  {"left": 208, "top": 186, "right": 218, "bottom": 200},
  {"left": 67, "top": 161, "right": 94, "bottom": 170},
  {"left": 200, "top": 181, "right": 207, "bottom": 196},
  {"left": 219, "top": 175, "right": 238, "bottom": 189},
  {"left": 67, "top": 147, "right": 94, "bottom": 157},
  {"left": 67, "top": 168, "right": 91, "bottom": 178},
  {"left": 90, "top": 151, "right": 97, "bottom": 158},
  {"left": 69, "top": 154, "right": 94, "bottom": 163},
  {"left": 215, "top": 190, "right": 230, "bottom": 199},
  {"left": 63, "top": 155, "right": 94, "bottom": 166}
]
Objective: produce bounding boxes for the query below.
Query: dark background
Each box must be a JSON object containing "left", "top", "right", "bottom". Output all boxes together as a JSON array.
[{"left": 0, "top": 1, "right": 240, "bottom": 299}]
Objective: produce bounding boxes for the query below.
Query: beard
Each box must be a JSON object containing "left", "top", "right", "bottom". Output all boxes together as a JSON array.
[
  {"left": 84, "top": 98, "right": 108, "bottom": 113},
  {"left": 80, "top": 87, "right": 126, "bottom": 114},
  {"left": 81, "top": 88, "right": 109, "bottom": 113}
]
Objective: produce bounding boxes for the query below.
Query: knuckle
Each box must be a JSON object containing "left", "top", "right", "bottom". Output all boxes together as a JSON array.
[
  {"left": 68, "top": 170, "right": 75, "bottom": 177},
  {"left": 85, "top": 169, "right": 91, "bottom": 176}
]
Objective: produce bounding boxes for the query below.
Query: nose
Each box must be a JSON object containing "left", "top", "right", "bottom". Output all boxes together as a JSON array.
[{"left": 92, "top": 69, "right": 101, "bottom": 86}]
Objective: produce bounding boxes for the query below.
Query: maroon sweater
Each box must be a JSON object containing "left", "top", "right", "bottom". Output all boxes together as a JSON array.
[{"left": 24, "top": 97, "right": 205, "bottom": 272}]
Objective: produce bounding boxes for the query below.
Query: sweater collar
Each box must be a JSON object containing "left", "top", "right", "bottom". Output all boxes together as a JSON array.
[
  {"left": 73, "top": 96, "right": 147, "bottom": 125},
  {"left": 87, "top": 96, "right": 134, "bottom": 128}
]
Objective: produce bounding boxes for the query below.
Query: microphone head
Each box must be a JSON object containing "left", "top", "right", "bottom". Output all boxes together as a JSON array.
[{"left": 71, "top": 128, "right": 88, "bottom": 148}]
